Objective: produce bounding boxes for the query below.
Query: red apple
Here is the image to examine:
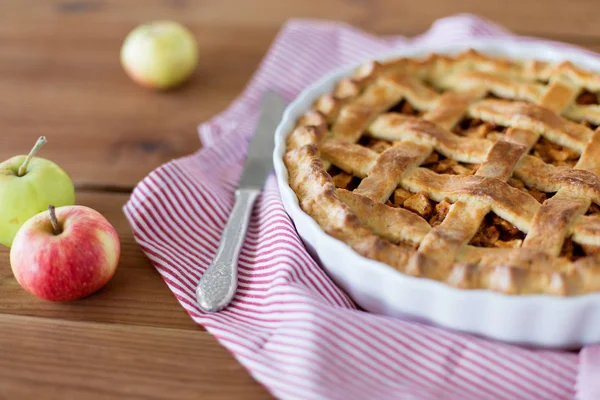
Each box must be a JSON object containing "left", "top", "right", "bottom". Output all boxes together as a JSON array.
[{"left": 10, "top": 205, "right": 120, "bottom": 301}]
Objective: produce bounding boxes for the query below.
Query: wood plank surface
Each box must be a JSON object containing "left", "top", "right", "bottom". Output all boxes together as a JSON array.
[
  {"left": 1, "top": 0, "right": 599, "bottom": 399},
  {"left": 0, "top": 314, "right": 271, "bottom": 400}
]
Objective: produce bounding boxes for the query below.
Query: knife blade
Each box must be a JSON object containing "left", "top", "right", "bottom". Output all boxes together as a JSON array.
[
  {"left": 238, "top": 91, "right": 287, "bottom": 189},
  {"left": 196, "top": 91, "right": 287, "bottom": 313}
]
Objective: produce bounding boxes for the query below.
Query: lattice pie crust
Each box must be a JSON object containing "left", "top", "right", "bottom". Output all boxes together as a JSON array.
[{"left": 284, "top": 50, "right": 600, "bottom": 295}]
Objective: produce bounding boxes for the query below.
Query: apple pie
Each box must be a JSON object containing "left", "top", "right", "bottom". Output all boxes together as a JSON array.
[{"left": 284, "top": 50, "right": 600, "bottom": 295}]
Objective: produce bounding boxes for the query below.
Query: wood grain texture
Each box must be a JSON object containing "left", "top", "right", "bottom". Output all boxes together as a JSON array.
[
  {"left": 2, "top": 1, "right": 600, "bottom": 399},
  {"left": 0, "top": 314, "right": 272, "bottom": 400}
]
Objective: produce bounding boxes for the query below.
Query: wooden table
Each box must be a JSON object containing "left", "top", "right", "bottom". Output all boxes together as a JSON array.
[{"left": 1, "top": 1, "right": 599, "bottom": 398}]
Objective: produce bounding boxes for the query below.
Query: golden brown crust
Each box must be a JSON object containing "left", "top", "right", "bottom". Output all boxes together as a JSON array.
[{"left": 284, "top": 49, "right": 600, "bottom": 295}]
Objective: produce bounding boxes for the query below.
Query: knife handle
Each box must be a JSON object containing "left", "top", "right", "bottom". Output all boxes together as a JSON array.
[{"left": 196, "top": 188, "right": 260, "bottom": 313}]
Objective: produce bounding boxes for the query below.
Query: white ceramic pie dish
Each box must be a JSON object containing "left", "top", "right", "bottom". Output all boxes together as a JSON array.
[{"left": 273, "top": 37, "right": 600, "bottom": 348}]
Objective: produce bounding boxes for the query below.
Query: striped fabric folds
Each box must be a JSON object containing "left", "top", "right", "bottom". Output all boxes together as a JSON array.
[{"left": 124, "top": 15, "right": 598, "bottom": 400}]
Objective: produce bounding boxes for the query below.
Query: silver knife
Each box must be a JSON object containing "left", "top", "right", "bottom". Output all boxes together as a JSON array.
[{"left": 196, "top": 91, "right": 287, "bottom": 312}]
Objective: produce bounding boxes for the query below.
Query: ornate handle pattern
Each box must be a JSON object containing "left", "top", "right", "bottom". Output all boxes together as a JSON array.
[{"left": 196, "top": 189, "right": 260, "bottom": 312}]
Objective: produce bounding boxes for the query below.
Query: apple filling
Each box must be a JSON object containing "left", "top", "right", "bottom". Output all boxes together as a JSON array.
[{"left": 327, "top": 94, "right": 600, "bottom": 257}]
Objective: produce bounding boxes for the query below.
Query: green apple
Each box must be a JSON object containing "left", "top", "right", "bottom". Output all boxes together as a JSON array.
[
  {"left": 120, "top": 20, "right": 198, "bottom": 90},
  {"left": 0, "top": 137, "right": 75, "bottom": 247}
]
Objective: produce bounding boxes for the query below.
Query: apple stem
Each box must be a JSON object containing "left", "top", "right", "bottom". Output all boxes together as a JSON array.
[
  {"left": 18, "top": 136, "right": 48, "bottom": 177},
  {"left": 48, "top": 205, "right": 62, "bottom": 235}
]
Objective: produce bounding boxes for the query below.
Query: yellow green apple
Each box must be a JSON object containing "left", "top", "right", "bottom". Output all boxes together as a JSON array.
[
  {"left": 0, "top": 137, "right": 75, "bottom": 247},
  {"left": 120, "top": 20, "right": 199, "bottom": 90}
]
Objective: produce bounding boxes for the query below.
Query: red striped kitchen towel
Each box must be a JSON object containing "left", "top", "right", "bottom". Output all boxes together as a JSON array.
[{"left": 124, "top": 15, "right": 599, "bottom": 400}]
